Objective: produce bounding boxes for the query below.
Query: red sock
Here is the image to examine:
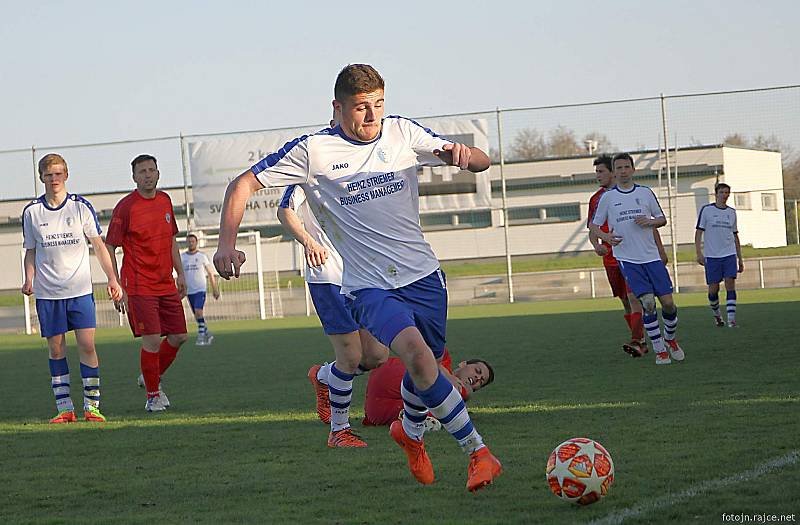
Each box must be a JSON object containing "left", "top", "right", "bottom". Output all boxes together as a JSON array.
[
  {"left": 158, "top": 338, "right": 180, "bottom": 375},
  {"left": 624, "top": 313, "right": 633, "bottom": 331},
  {"left": 630, "top": 312, "right": 644, "bottom": 340},
  {"left": 140, "top": 349, "right": 161, "bottom": 398}
]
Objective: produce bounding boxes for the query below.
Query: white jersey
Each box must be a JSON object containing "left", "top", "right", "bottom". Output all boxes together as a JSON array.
[
  {"left": 592, "top": 184, "right": 665, "bottom": 264},
  {"left": 181, "top": 250, "right": 211, "bottom": 295},
  {"left": 252, "top": 116, "right": 452, "bottom": 294},
  {"left": 696, "top": 204, "right": 738, "bottom": 258},
  {"left": 22, "top": 193, "right": 101, "bottom": 300},
  {"left": 280, "top": 185, "right": 344, "bottom": 285}
]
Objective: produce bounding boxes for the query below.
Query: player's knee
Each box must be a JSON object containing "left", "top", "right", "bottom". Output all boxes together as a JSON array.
[
  {"left": 360, "top": 349, "right": 388, "bottom": 371},
  {"left": 640, "top": 293, "right": 657, "bottom": 314},
  {"left": 169, "top": 333, "right": 189, "bottom": 346}
]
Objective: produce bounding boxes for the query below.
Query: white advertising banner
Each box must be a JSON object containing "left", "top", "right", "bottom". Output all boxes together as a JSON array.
[{"left": 188, "top": 118, "right": 490, "bottom": 228}]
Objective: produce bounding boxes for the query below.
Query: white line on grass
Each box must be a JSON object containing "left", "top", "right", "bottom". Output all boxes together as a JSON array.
[{"left": 587, "top": 450, "right": 800, "bottom": 525}]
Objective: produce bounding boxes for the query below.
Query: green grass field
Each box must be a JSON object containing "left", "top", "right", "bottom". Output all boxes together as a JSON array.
[{"left": 1, "top": 289, "right": 799, "bottom": 524}]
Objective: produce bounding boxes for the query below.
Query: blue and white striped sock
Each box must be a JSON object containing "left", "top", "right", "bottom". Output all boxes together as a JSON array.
[
  {"left": 197, "top": 317, "right": 207, "bottom": 336},
  {"left": 400, "top": 372, "right": 428, "bottom": 441},
  {"left": 662, "top": 308, "right": 678, "bottom": 341},
  {"left": 708, "top": 292, "right": 720, "bottom": 317},
  {"left": 726, "top": 290, "right": 737, "bottom": 323},
  {"left": 643, "top": 312, "right": 665, "bottom": 354},
  {"left": 328, "top": 364, "right": 353, "bottom": 432},
  {"left": 417, "top": 371, "right": 484, "bottom": 454},
  {"left": 80, "top": 363, "right": 100, "bottom": 410},
  {"left": 49, "top": 358, "right": 74, "bottom": 413}
]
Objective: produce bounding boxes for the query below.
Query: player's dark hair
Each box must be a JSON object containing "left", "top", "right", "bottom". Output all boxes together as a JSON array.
[
  {"left": 186, "top": 233, "right": 198, "bottom": 241},
  {"left": 714, "top": 182, "right": 731, "bottom": 194},
  {"left": 131, "top": 154, "right": 158, "bottom": 173},
  {"left": 466, "top": 358, "right": 495, "bottom": 388},
  {"left": 593, "top": 154, "right": 613, "bottom": 171},
  {"left": 612, "top": 152, "right": 635, "bottom": 170},
  {"left": 38, "top": 153, "right": 68, "bottom": 175},
  {"left": 334, "top": 64, "right": 384, "bottom": 101}
]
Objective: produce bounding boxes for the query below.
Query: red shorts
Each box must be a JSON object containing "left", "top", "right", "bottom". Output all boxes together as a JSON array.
[
  {"left": 605, "top": 264, "right": 631, "bottom": 298},
  {"left": 127, "top": 293, "right": 187, "bottom": 337}
]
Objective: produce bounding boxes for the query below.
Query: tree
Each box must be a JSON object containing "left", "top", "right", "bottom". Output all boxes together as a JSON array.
[
  {"left": 509, "top": 128, "right": 547, "bottom": 161},
  {"left": 548, "top": 126, "right": 582, "bottom": 157}
]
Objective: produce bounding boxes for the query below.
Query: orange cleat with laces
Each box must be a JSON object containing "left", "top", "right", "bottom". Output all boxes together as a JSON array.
[
  {"left": 466, "top": 446, "right": 503, "bottom": 492},
  {"left": 327, "top": 427, "right": 368, "bottom": 448},
  {"left": 308, "top": 364, "right": 331, "bottom": 424},
  {"left": 390, "top": 419, "right": 434, "bottom": 485}
]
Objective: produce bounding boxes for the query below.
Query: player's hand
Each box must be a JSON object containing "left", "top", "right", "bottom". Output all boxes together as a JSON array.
[
  {"left": 21, "top": 281, "right": 33, "bottom": 296},
  {"left": 176, "top": 274, "right": 187, "bottom": 298},
  {"left": 602, "top": 233, "right": 622, "bottom": 246},
  {"left": 696, "top": 255, "right": 705, "bottom": 266},
  {"left": 660, "top": 252, "right": 669, "bottom": 265},
  {"left": 114, "top": 290, "right": 128, "bottom": 314},
  {"left": 107, "top": 279, "right": 123, "bottom": 302},
  {"left": 214, "top": 248, "right": 247, "bottom": 279},
  {"left": 434, "top": 143, "right": 471, "bottom": 170},
  {"left": 594, "top": 245, "right": 609, "bottom": 256},
  {"left": 303, "top": 239, "right": 328, "bottom": 268},
  {"left": 634, "top": 216, "right": 652, "bottom": 227},
  {"left": 213, "top": 288, "right": 220, "bottom": 300},
  {"left": 738, "top": 258, "right": 745, "bottom": 273}
]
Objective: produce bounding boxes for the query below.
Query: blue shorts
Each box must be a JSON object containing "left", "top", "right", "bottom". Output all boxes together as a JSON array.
[
  {"left": 618, "top": 260, "right": 674, "bottom": 298},
  {"left": 309, "top": 283, "right": 359, "bottom": 335},
  {"left": 36, "top": 293, "right": 96, "bottom": 338},
  {"left": 345, "top": 269, "right": 447, "bottom": 359},
  {"left": 705, "top": 254, "right": 737, "bottom": 284},
  {"left": 187, "top": 292, "right": 206, "bottom": 310}
]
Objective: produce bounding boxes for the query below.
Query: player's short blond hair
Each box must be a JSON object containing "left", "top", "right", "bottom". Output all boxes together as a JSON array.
[
  {"left": 334, "top": 64, "right": 384, "bottom": 101},
  {"left": 38, "top": 153, "right": 68, "bottom": 175}
]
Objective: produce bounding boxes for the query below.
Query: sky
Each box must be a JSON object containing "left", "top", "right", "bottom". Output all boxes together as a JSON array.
[{"left": 1, "top": 0, "right": 798, "bottom": 199}]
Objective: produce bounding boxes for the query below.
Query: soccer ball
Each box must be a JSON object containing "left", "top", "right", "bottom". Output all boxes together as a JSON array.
[{"left": 546, "top": 437, "right": 614, "bottom": 505}]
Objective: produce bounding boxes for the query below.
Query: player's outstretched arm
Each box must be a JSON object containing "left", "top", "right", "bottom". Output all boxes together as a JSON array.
[
  {"left": 214, "top": 171, "right": 262, "bottom": 279},
  {"left": 277, "top": 207, "right": 328, "bottom": 268},
  {"left": 88, "top": 236, "right": 123, "bottom": 301},
  {"left": 434, "top": 143, "right": 490, "bottom": 172},
  {"left": 21, "top": 249, "right": 35, "bottom": 295}
]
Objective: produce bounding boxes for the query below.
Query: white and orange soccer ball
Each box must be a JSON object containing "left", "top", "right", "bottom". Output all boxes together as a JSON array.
[{"left": 546, "top": 437, "right": 615, "bottom": 505}]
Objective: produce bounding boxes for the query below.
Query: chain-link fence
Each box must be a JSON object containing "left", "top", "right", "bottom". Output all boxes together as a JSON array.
[{"left": 1, "top": 85, "right": 798, "bottom": 332}]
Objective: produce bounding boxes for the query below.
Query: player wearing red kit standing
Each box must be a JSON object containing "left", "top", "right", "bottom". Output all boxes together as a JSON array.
[{"left": 106, "top": 155, "right": 189, "bottom": 412}]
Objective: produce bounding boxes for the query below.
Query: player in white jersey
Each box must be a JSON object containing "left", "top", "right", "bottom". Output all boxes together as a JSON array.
[
  {"left": 278, "top": 183, "right": 389, "bottom": 447},
  {"left": 589, "top": 153, "right": 685, "bottom": 365},
  {"left": 21, "top": 153, "right": 122, "bottom": 423},
  {"left": 181, "top": 233, "right": 220, "bottom": 345},
  {"left": 695, "top": 183, "right": 744, "bottom": 327},
  {"left": 215, "top": 64, "right": 501, "bottom": 492}
]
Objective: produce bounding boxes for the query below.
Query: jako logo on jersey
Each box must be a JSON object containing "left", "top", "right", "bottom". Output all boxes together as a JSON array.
[
  {"left": 332, "top": 163, "right": 349, "bottom": 170},
  {"left": 377, "top": 148, "right": 390, "bottom": 163},
  {"left": 166, "top": 213, "right": 171, "bottom": 223},
  {"left": 613, "top": 202, "right": 622, "bottom": 206}
]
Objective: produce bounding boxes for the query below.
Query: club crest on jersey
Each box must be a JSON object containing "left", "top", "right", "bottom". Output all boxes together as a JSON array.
[
  {"left": 377, "top": 147, "right": 390, "bottom": 163},
  {"left": 166, "top": 213, "right": 171, "bottom": 224},
  {"left": 635, "top": 198, "right": 641, "bottom": 205},
  {"left": 66, "top": 217, "right": 74, "bottom": 227}
]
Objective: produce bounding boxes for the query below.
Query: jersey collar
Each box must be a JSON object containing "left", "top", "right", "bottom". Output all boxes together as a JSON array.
[
  {"left": 41, "top": 193, "right": 71, "bottom": 211},
  {"left": 332, "top": 124, "right": 383, "bottom": 146}
]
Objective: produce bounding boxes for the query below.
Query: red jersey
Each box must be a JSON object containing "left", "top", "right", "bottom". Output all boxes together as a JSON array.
[
  {"left": 106, "top": 190, "right": 179, "bottom": 296},
  {"left": 588, "top": 187, "right": 618, "bottom": 267}
]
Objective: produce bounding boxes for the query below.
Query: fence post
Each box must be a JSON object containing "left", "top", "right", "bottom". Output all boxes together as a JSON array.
[
  {"left": 254, "top": 231, "right": 266, "bottom": 320},
  {"left": 660, "top": 94, "right": 679, "bottom": 292},
  {"left": 496, "top": 107, "right": 514, "bottom": 303},
  {"left": 31, "top": 146, "right": 39, "bottom": 198},
  {"left": 759, "top": 259, "right": 765, "bottom": 289},
  {"left": 590, "top": 270, "right": 596, "bottom": 299},
  {"left": 179, "top": 133, "right": 192, "bottom": 232},
  {"left": 795, "top": 200, "right": 799, "bottom": 245}
]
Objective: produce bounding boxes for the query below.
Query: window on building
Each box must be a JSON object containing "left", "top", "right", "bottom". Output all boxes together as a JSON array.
[
  {"left": 761, "top": 192, "right": 778, "bottom": 211},
  {"left": 420, "top": 210, "right": 492, "bottom": 231},
  {"left": 506, "top": 203, "right": 581, "bottom": 225},
  {"left": 734, "top": 193, "right": 751, "bottom": 210}
]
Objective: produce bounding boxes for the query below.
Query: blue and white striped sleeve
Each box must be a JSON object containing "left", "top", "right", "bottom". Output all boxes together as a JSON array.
[{"left": 251, "top": 135, "right": 310, "bottom": 188}]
